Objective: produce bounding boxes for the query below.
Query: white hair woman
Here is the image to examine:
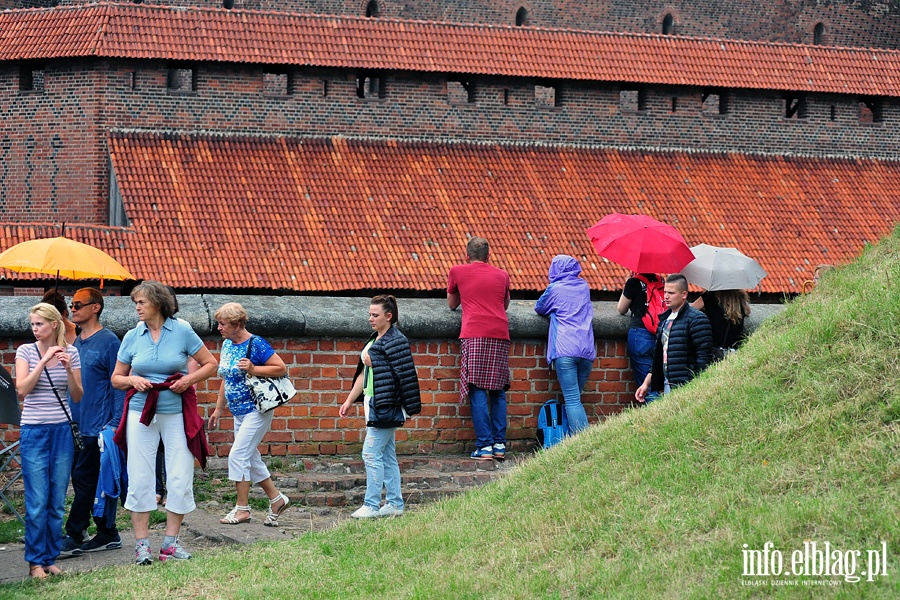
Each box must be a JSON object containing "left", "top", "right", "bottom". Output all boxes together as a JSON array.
[{"left": 208, "top": 302, "right": 292, "bottom": 527}]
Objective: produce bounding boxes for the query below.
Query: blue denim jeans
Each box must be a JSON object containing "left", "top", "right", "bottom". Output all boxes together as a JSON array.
[
  {"left": 361, "top": 426, "right": 403, "bottom": 510},
  {"left": 627, "top": 327, "right": 659, "bottom": 403},
  {"left": 20, "top": 422, "right": 74, "bottom": 567},
  {"left": 553, "top": 356, "right": 592, "bottom": 434},
  {"left": 469, "top": 386, "right": 507, "bottom": 449}
]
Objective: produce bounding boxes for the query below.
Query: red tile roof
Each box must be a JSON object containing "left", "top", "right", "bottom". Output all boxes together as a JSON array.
[
  {"left": 26, "top": 131, "right": 883, "bottom": 294},
  {"left": 1, "top": 3, "right": 900, "bottom": 96}
]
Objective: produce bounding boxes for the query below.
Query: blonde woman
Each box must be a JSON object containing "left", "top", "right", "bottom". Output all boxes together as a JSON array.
[
  {"left": 15, "top": 303, "right": 83, "bottom": 579},
  {"left": 208, "top": 302, "right": 291, "bottom": 527}
]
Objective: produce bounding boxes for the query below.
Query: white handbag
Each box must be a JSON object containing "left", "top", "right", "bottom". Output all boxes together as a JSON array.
[{"left": 244, "top": 336, "right": 297, "bottom": 413}]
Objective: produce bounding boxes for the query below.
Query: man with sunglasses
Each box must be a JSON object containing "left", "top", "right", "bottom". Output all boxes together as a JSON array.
[{"left": 59, "top": 288, "right": 126, "bottom": 557}]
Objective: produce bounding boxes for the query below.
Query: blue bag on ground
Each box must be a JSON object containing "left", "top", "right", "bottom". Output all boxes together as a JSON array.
[{"left": 537, "top": 398, "right": 568, "bottom": 449}]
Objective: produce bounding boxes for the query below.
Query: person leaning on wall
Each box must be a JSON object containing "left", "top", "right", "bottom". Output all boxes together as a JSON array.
[{"left": 534, "top": 255, "right": 595, "bottom": 435}]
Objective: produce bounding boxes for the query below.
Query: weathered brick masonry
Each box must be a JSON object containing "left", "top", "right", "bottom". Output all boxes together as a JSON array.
[
  {"left": 202, "top": 336, "right": 632, "bottom": 457},
  {"left": 0, "top": 295, "right": 782, "bottom": 457},
  {"left": 4, "top": 58, "right": 900, "bottom": 224}
]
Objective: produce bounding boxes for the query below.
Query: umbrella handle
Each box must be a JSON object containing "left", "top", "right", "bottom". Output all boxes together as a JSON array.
[{"left": 801, "top": 280, "right": 815, "bottom": 294}]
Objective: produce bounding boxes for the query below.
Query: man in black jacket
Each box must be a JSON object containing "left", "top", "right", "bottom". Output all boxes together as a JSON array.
[{"left": 636, "top": 274, "right": 713, "bottom": 402}]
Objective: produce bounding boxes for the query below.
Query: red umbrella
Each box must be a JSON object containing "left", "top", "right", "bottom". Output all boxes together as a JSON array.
[{"left": 586, "top": 213, "right": 695, "bottom": 273}]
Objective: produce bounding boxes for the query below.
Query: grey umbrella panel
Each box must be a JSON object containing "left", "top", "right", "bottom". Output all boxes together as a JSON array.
[{"left": 681, "top": 244, "right": 767, "bottom": 291}]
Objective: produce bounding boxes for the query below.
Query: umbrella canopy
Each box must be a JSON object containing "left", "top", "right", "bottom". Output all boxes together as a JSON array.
[
  {"left": 681, "top": 244, "right": 767, "bottom": 291},
  {"left": 0, "top": 236, "right": 135, "bottom": 284},
  {"left": 587, "top": 213, "right": 695, "bottom": 274}
]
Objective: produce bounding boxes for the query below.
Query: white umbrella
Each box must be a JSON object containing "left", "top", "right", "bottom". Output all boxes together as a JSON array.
[{"left": 681, "top": 244, "right": 767, "bottom": 291}]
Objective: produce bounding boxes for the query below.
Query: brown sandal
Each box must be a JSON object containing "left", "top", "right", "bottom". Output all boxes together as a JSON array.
[
  {"left": 29, "top": 565, "right": 47, "bottom": 579},
  {"left": 45, "top": 565, "right": 64, "bottom": 576}
]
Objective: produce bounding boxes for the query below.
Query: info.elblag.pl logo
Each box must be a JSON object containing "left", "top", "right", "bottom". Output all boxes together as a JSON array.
[{"left": 741, "top": 541, "right": 890, "bottom": 586}]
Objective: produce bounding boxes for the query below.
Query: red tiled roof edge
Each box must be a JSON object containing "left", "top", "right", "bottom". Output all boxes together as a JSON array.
[
  {"left": 1, "top": 2, "right": 899, "bottom": 95},
  {"left": 101, "top": 130, "right": 900, "bottom": 294}
]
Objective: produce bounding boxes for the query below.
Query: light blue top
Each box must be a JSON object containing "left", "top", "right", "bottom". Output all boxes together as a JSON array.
[
  {"left": 218, "top": 336, "right": 276, "bottom": 417},
  {"left": 117, "top": 318, "right": 204, "bottom": 414}
]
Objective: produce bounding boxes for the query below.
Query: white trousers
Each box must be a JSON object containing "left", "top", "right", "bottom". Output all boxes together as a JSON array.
[
  {"left": 228, "top": 410, "right": 274, "bottom": 484},
  {"left": 123, "top": 411, "right": 196, "bottom": 515}
]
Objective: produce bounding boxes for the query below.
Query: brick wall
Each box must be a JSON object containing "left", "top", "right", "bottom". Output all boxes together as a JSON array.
[
  {"left": 0, "top": 335, "right": 634, "bottom": 456},
  {"left": 2, "top": 57, "right": 898, "bottom": 225},
  {"left": 0, "top": 62, "right": 105, "bottom": 223}
]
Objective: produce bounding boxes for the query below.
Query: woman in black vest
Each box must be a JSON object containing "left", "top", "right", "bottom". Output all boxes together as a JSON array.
[{"left": 339, "top": 295, "right": 421, "bottom": 519}]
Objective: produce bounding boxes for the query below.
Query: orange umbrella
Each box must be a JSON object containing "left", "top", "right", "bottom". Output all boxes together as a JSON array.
[{"left": 0, "top": 236, "right": 135, "bottom": 288}]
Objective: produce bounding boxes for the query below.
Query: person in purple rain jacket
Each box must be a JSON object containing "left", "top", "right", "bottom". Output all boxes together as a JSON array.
[{"left": 534, "top": 255, "right": 596, "bottom": 435}]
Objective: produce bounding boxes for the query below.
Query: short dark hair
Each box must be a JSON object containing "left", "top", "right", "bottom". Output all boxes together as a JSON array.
[
  {"left": 466, "top": 237, "right": 489, "bottom": 261},
  {"left": 76, "top": 287, "right": 105, "bottom": 316},
  {"left": 130, "top": 280, "right": 177, "bottom": 319},
  {"left": 371, "top": 294, "right": 398, "bottom": 325},
  {"left": 666, "top": 273, "right": 689, "bottom": 292},
  {"left": 41, "top": 290, "right": 68, "bottom": 318}
]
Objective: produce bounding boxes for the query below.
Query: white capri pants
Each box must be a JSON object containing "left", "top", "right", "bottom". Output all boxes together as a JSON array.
[
  {"left": 228, "top": 410, "right": 275, "bottom": 484},
  {"left": 123, "top": 411, "right": 196, "bottom": 515}
]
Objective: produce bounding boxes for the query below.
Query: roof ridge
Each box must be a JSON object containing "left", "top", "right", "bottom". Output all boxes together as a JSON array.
[
  {"left": 6, "top": 1, "right": 898, "bottom": 55},
  {"left": 106, "top": 128, "right": 900, "bottom": 163}
]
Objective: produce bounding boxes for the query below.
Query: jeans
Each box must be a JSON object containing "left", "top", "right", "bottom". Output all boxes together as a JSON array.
[
  {"left": 628, "top": 328, "right": 659, "bottom": 404},
  {"left": 361, "top": 426, "right": 403, "bottom": 510},
  {"left": 21, "top": 422, "right": 74, "bottom": 567},
  {"left": 66, "top": 435, "right": 117, "bottom": 541},
  {"left": 469, "top": 386, "right": 507, "bottom": 449},
  {"left": 553, "top": 356, "right": 592, "bottom": 434}
]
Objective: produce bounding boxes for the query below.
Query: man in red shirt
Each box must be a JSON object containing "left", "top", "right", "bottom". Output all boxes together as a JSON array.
[{"left": 447, "top": 237, "right": 511, "bottom": 460}]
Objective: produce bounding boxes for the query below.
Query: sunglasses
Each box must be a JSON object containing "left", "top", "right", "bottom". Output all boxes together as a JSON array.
[{"left": 70, "top": 301, "right": 97, "bottom": 311}]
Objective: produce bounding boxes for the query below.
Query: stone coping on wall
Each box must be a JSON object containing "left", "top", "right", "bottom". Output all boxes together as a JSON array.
[{"left": 0, "top": 295, "right": 783, "bottom": 340}]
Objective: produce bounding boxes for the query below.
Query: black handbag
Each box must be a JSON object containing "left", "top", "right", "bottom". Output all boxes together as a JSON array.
[{"left": 43, "top": 362, "right": 85, "bottom": 453}]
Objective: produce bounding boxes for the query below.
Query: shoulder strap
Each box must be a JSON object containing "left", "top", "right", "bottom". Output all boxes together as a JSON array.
[
  {"left": 244, "top": 335, "right": 255, "bottom": 359},
  {"left": 39, "top": 349, "right": 76, "bottom": 425}
]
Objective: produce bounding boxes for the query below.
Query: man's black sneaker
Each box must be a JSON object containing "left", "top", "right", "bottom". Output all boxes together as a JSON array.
[
  {"left": 82, "top": 533, "right": 123, "bottom": 552},
  {"left": 58, "top": 535, "right": 84, "bottom": 558}
]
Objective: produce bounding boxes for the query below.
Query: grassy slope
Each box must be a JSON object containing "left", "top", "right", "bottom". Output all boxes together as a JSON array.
[{"left": 5, "top": 229, "right": 900, "bottom": 599}]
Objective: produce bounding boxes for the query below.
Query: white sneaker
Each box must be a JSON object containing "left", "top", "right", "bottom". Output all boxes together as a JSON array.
[
  {"left": 377, "top": 504, "right": 404, "bottom": 518},
  {"left": 351, "top": 505, "right": 380, "bottom": 519}
]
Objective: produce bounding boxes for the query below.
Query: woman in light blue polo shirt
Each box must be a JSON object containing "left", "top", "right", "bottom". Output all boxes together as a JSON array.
[{"left": 112, "top": 281, "right": 217, "bottom": 565}]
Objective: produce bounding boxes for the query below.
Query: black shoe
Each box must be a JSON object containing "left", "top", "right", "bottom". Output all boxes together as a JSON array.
[
  {"left": 58, "top": 535, "right": 84, "bottom": 558},
  {"left": 81, "top": 533, "right": 123, "bottom": 552}
]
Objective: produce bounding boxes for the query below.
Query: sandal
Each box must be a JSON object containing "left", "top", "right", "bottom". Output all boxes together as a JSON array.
[
  {"left": 45, "top": 565, "right": 64, "bottom": 576},
  {"left": 29, "top": 565, "right": 47, "bottom": 579},
  {"left": 264, "top": 493, "right": 291, "bottom": 527},
  {"left": 219, "top": 505, "right": 251, "bottom": 524}
]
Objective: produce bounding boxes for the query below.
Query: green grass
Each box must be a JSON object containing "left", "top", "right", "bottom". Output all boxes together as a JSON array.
[{"left": 3, "top": 228, "right": 899, "bottom": 598}]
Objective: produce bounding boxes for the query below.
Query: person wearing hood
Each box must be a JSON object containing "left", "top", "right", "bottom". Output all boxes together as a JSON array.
[{"left": 534, "top": 255, "right": 596, "bottom": 435}]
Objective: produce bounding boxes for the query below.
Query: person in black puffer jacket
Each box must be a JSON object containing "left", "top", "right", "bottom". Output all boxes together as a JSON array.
[
  {"left": 636, "top": 274, "right": 713, "bottom": 402},
  {"left": 339, "top": 295, "right": 421, "bottom": 519}
]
